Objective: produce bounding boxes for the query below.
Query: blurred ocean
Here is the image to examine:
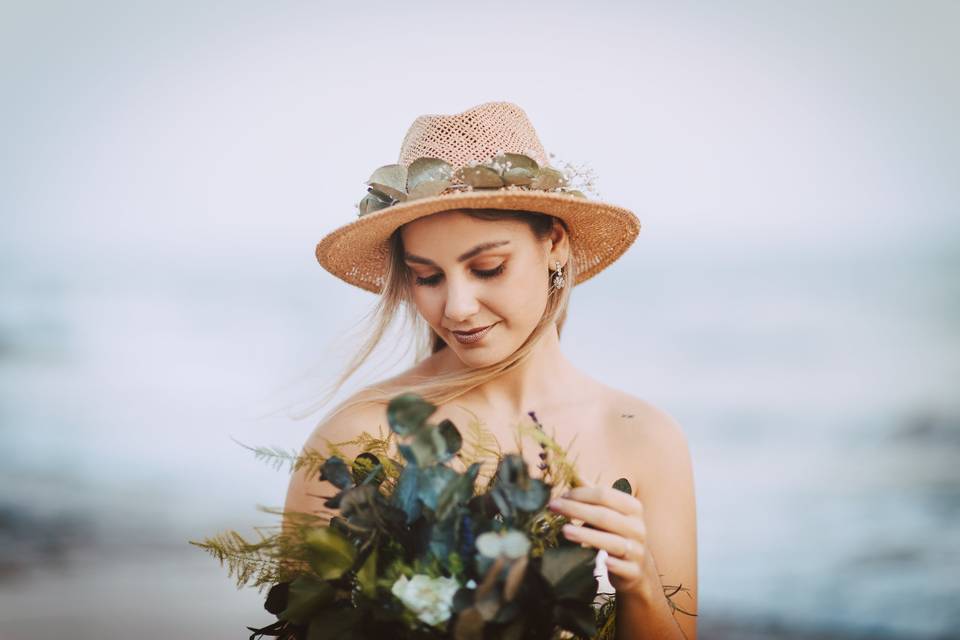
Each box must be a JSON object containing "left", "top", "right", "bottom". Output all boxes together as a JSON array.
[{"left": 1, "top": 239, "right": 958, "bottom": 639}]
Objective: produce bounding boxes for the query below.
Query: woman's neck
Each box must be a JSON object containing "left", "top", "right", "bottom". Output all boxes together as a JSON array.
[{"left": 432, "top": 323, "right": 587, "bottom": 420}]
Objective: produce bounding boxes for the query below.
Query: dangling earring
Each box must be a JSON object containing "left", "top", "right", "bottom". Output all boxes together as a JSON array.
[{"left": 552, "top": 260, "right": 565, "bottom": 290}]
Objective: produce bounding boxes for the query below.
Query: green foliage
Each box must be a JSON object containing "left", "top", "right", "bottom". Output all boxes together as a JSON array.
[
  {"left": 356, "top": 152, "right": 586, "bottom": 218},
  {"left": 198, "top": 393, "right": 694, "bottom": 639}
]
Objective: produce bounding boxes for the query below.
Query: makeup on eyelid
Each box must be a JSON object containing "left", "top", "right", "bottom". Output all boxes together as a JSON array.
[{"left": 413, "top": 263, "right": 506, "bottom": 287}]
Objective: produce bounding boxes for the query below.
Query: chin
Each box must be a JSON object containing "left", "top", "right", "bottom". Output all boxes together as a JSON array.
[
  {"left": 448, "top": 339, "right": 520, "bottom": 369},
  {"left": 449, "top": 346, "right": 497, "bottom": 368}
]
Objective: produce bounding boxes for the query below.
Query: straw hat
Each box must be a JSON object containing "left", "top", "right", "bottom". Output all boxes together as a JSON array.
[{"left": 314, "top": 101, "right": 641, "bottom": 294}]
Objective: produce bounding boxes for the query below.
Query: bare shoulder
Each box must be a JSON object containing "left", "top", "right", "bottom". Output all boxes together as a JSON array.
[
  {"left": 300, "top": 357, "right": 438, "bottom": 449},
  {"left": 603, "top": 386, "right": 688, "bottom": 447},
  {"left": 595, "top": 385, "right": 693, "bottom": 486},
  {"left": 303, "top": 392, "right": 391, "bottom": 451},
  {"left": 282, "top": 389, "right": 390, "bottom": 531}
]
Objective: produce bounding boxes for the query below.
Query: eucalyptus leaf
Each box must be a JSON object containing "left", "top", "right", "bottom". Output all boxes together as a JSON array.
[
  {"left": 319, "top": 457, "right": 354, "bottom": 490},
  {"left": 278, "top": 575, "right": 335, "bottom": 625},
  {"left": 264, "top": 581, "right": 290, "bottom": 615},
  {"left": 539, "top": 546, "right": 597, "bottom": 601},
  {"left": 338, "top": 484, "right": 397, "bottom": 534},
  {"left": 490, "top": 152, "right": 536, "bottom": 173},
  {"left": 428, "top": 514, "right": 459, "bottom": 563},
  {"left": 510, "top": 478, "right": 549, "bottom": 512},
  {"left": 304, "top": 528, "right": 356, "bottom": 580},
  {"left": 306, "top": 608, "right": 362, "bottom": 640},
  {"left": 612, "top": 477, "right": 632, "bottom": 494},
  {"left": 455, "top": 165, "right": 504, "bottom": 189},
  {"left": 436, "top": 462, "right": 480, "bottom": 521},
  {"left": 387, "top": 393, "right": 436, "bottom": 436},
  {"left": 393, "top": 464, "right": 422, "bottom": 523},
  {"left": 407, "top": 434, "right": 445, "bottom": 467},
  {"left": 436, "top": 418, "right": 463, "bottom": 460},
  {"left": 496, "top": 153, "right": 539, "bottom": 186},
  {"left": 358, "top": 191, "right": 392, "bottom": 217},
  {"left": 417, "top": 464, "right": 458, "bottom": 511},
  {"left": 530, "top": 166, "right": 566, "bottom": 190},
  {"left": 502, "top": 167, "right": 536, "bottom": 186},
  {"left": 406, "top": 157, "right": 453, "bottom": 199},
  {"left": 365, "top": 163, "right": 408, "bottom": 202},
  {"left": 490, "top": 455, "right": 549, "bottom": 516},
  {"left": 554, "top": 600, "right": 597, "bottom": 638},
  {"left": 410, "top": 177, "right": 452, "bottom": 199},
  {"left": 397, "top": 442, "right": 419, "bottom": 466},
  {"left": 489, "top": 485, "right": 514, "bottom": 519}
]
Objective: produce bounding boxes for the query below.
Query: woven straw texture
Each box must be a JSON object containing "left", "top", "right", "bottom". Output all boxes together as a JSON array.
[
  {"left": 398, "top": 102, "right": 549, "bottom": 168},
  {"left": 315, "top": 101, "right": 641, "bottom": 294}
]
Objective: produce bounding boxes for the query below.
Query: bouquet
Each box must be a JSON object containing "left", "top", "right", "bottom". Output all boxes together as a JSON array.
[{"left": 191, "top": 392, "right": 629, "bottom": 639}]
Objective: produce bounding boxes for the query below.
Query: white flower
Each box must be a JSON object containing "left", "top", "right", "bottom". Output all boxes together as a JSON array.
[
  {"left": 390, "top": 573, "right": 461, "bottom": 627},
  {"left": 475, "top": 529, "right": 530, "bottom": 559}
]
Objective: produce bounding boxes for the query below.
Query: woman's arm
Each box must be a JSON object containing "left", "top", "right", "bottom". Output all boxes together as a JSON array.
[
  {"left": 615, "top": 407, "right": 698, "bottom": 639},
  {"left": 548, "top": 404, "right": 698, "bottom": 640}
]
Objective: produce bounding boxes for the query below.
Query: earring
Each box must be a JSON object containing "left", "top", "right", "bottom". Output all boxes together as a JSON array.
[{"left": 552, "top": 260, "right": 565, "bottom": 290}]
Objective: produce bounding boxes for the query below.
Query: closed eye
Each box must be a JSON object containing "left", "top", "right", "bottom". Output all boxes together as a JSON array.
[{"left": 414, "top": 264, "right": 506, "bottom": 287}]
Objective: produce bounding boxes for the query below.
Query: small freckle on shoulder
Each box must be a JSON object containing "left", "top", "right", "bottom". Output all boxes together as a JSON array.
[{"left": 620, "top": 412, "right": 635, "bottom": 419}]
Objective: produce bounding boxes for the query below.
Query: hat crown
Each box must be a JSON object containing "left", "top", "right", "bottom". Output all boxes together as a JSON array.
[{"left": 397, "top": 101, "right": 549, "bottom": 169}]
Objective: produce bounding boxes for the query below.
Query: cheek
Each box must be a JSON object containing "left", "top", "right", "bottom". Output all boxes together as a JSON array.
[
  {"left": 496, "top": 265, "right": 549, "bottom": 324},
  {"left": 411, "top": 288, "right": 443, "bottom": 325}
]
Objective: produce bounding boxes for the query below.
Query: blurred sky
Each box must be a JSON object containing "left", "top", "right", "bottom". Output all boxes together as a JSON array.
[
  {"left": 3, "top": 0, "right": 958, "bottom": 272},
  {"left": 1, "top": 1, "right": 959, "bottom": 639}
]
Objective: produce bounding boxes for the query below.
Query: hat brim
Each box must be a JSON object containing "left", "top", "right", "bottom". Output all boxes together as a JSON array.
[{"left": 315, "top": 190, "right": 641, "bottom": 294}]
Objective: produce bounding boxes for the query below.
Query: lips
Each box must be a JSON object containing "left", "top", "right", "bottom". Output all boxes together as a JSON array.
[
  {"left": 452, "top": 324, "right": 493, "bottom": 335},
  {"left": 451, "top": 322, "right": 498, "bottom": 345}
]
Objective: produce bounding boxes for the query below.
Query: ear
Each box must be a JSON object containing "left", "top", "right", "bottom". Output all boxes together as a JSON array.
[{"left": 545, "top": 219, "right": 571, "bottom": 269}]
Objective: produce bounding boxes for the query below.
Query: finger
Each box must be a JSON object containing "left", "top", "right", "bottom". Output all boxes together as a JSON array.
[
  {"left": 550, "top": 498, "right": 646, "bottom": 541},
  {"left": 601, "top": 554, "right": 643, "bottom": 580},
  {"left": 562, "top": 485, "right": 643, "bottom": 517},
  {"left": 562, "top": 524, "right": 645, "bottom": 563}
]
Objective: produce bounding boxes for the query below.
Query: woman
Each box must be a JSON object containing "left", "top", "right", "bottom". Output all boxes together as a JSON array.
[{"left": 283, "top": 101, "right": 698, "bottom": 639}]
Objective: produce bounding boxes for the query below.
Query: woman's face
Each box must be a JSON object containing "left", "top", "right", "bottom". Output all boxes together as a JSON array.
[{"left": 399, "top": 210, "right": 566, "bottom": 368}]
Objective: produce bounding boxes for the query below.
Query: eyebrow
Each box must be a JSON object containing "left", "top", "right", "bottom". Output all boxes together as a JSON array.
[{"left": 403, "top": 240, "right": 511, "bottom": 266}]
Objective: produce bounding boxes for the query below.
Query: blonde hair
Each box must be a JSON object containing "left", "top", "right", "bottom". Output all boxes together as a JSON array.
[{"left": 292, "top": 208, "right": 576, "bottom": 425}]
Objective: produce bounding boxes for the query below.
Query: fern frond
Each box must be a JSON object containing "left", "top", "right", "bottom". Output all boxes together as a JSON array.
[
  {"left": 188, "top": 529, "right": 285, "bottom": 590},
  {"left": 231, "top": 436, "right": 329, "bottom": 479},
  {"left": 456, "top": 405, "right": 503, "bottom": 485}
]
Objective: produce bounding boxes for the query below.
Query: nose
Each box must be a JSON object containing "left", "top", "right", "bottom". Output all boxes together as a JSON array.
[{"left": 443, "top": 275, "right": 481, "bottom": 324}]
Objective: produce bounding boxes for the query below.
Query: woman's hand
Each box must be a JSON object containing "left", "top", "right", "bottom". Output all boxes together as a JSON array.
[{"left": 547, "top": 485, "right": 656, "bottom": 603}]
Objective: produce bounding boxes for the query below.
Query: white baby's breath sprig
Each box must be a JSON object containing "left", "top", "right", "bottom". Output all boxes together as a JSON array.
[{"left": 553, "top": 157, "right": 601, "bottom": 198}]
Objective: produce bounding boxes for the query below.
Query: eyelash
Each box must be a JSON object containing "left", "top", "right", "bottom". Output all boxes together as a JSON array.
[{"left": 414, "top": 264, "right": 506, "bottom": 287}]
